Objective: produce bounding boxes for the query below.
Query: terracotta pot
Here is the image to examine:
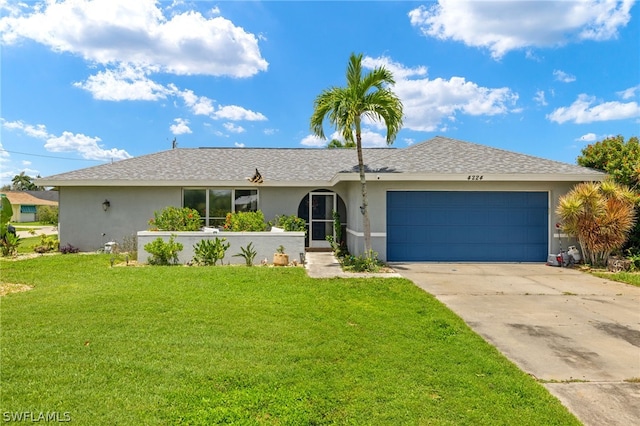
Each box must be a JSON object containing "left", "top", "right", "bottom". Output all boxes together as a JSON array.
[{"left": 273, "top": 253, "right": 289, "bottom": 266}]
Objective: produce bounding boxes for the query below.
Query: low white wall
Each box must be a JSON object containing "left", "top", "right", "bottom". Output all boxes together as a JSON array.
[{"left": 137, "top": 231, "right": 305, "bottom": 265}]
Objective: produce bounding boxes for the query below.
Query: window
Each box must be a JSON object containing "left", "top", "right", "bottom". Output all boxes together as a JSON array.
[
  {"left": 183, "top": 188, "right": 258, "bottom": 226},
  {"left": 234, "top": 189, "right": 258, "bottom": 212},
  {"left": 209, "top": 189, "right": 232, "bottom": 225}
]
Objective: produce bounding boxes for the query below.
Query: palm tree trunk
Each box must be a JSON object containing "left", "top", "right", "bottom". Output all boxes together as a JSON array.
[{"left": 355, "top": 120, "right": 372, "bottom": 257}]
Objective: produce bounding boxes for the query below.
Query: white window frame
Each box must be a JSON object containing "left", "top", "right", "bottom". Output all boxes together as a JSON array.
[{"left": 182, "top": 188, "right": 259, "bottom": 227}]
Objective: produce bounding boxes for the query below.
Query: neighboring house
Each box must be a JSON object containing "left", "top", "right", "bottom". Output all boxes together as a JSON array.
[
  {"left": 1, "top": 191, "right": 59, "bottom": 223},
  {"left": 37, "top": 136, "right": 604, "bottom": 262}
]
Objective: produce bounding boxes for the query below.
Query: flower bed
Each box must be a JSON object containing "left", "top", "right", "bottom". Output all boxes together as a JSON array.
[{"left": 137, "top": 230, "right": 305, "bottom": 265}]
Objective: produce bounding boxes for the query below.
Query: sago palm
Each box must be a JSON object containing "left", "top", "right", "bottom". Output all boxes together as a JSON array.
[{"left": 310, "top": 53, "right": 403, "bottom": 255}]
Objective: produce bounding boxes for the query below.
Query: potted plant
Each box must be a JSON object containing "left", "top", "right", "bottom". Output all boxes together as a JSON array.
[{"left": 273, "top": 244, "right": 289, "bottom": 266}]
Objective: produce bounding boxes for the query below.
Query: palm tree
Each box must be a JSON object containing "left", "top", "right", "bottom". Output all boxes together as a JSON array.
[
  {"left": 327, "top": 138, "right": 356, "bottom": 149},
  {"left": 557, "top": 180, "right": 638, "bottom": 266},
  {"left": 311, "top": 53, "right": 403, "bottom": 256},
  {"left": 11, "top": 172, "right": 36, "bottom": 191}
]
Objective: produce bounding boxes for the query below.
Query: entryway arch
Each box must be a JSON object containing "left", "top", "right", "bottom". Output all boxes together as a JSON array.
[{"left": 297, "top": 190, "right": 346, "bottom": 248}]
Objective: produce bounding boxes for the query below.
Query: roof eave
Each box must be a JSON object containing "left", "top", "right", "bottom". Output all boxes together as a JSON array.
[{"left": 37, "top": 179, "right": 336, "bottom": 188}]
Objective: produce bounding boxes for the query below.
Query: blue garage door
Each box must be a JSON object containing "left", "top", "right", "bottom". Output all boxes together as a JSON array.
[{"left": 387, "top": 191, "right": 548, "bottom": 262}]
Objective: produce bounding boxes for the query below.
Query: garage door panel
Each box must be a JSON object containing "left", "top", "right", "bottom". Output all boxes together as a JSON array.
[{"left": 387, "top": 191, "right": 548, "bottom": 262}]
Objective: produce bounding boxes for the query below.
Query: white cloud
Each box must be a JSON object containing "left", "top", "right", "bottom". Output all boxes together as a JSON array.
[
  {"left": 300, "top": 134, "right": 326, "bottom": 147},
  {"left": 576, "top": 133, "right": 597, "bottom": 142},
  {"left": 45, "top": 131, "right": 131, "bottom": 161},
  {"left": 213, "top": 105, "right": 267, "bottom": 121},
  {"left": 0, "top": 0, "right": 28, "bottom": 18},
  {"left": 171, "top": 86, "right": 267, "bottom": 123},
  {"left": 0, "top": 0, "right": 268, "bottom": 77},
  {"left": 0, "top": 169, "right": 14, "bottom": 181},
  {"left": 263, "top": 128, "right": 278, "bottom": 135},
  {"left": 362, "top": 56, "right": 427, "bottom": 80},
  {"left": 234, "top": 142, "right": 245, "bottom": 148},
  {"left": 0, "top": 141, "right": 10, "bottom": 162},
  {"left": 409, "top": 0, "right": 634, "bottom": 59},
  {"left": 300, "top": 129, "right": 389, "bottom": 148},
  {"left": 20, "top": 167, "right": 40, "bottom": 176},
  {"left": 173, "top": 87, "right": 216, "bottom": 116},
  {"left": 169, "top": 118, "right": 192, "bottom": 135},
  {"left": 362, "top": 56, "right": 518, "bottom": 132},
  {"left": 358, "top": 129, "right": 389, "bottom": 148},
  {"left": 618, "top": 85, "right": 640, "bottom": 100},
  {"left": 74, "top": 65, "right": 169, "bottom": 101},
  {"left": 21, "top": 160, "right": 31, "bottom": 166},
  {"left": 0, "top": 142, "right": 14, "bottom": 184},
  {"left": 2, "top": 119, "right": 49, "bottom": 139},
  {"left": 223, "top": 122, "right": 246, "bottom": 133},
  {"left": 553, "top": 69, "right": 576, "bottom": 83},
  {"left": 534, "top": 90, "right": 547, "bottom": 106},
  {"left": 548, "top": 94, "right": 640, "bottom": 124},
  {"left": 2, "top": 119, "right": 132, "bottom": 161}
]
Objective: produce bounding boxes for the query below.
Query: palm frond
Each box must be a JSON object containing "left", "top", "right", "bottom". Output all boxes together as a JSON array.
[{"left": 557, "top": 180, "right": 638, "bottom": 266}]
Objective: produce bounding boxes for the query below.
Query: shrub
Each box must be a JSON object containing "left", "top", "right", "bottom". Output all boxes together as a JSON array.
[
  {"left": 271, "top": 214, "right": 307, "bottom": 233},
  {"left": 0, "top": 196, "right": 16, "bottom": 256},
  {"left": 224, "top": 211, "right": 266, "bottom": 232},
  {"left": 37, "top": 205, "right": 59, "bottom": 225},
  {"left": 0, "top": 233, "right": 21, "bottom": 257},
  {"left": 144, "top": 235, "right": 183, "bottom": 265},
  {"left": 193, "top": 237, "right": 230, "bottom": 266},
  {"left": 626, "top": 249, "right": 640, "bottom": 271},
  {"left": 557, "top": 180, "right": 637, "bottom": 266},
  {"left": 233, "top": 242, "right": 257, "bottom": 266},
  {"left": 60, "top": 243, "right": 79, "bottom": 254},
  {"left": 341, "top": 250, "right": 384, "bottom": 273},
  {"left": 34, "top": 234, "right": 59, "bottom": 254},
  {"left": 149, "top": 206, "right": 201, "bottom": 231}
]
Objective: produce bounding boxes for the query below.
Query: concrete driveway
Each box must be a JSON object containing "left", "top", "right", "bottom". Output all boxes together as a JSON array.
[{"left": 393, "top": 263, "right": 640, "bottom": 426}]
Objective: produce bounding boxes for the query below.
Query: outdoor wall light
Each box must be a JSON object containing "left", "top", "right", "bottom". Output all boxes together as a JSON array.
[{"left": 102, "top": 199, "right": 111, "bottom": 211}]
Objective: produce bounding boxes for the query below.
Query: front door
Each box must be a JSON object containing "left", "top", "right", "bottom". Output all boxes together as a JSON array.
[{"left": 309, "top": 192, "right": 336, "bottom": 248}]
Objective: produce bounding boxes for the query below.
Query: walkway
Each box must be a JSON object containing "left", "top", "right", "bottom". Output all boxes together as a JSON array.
[{"left": 304, "top": 251, "right": 401, "bottom": 278}]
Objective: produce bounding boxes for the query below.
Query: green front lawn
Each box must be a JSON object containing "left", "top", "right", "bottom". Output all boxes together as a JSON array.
[
  {"left": 14, "top": 235, "right": 44, "bottom": 254},
  {"left": 0, "top": 255, "right": 579, "bottom": 425},
  {"left": 592, "top": 271, "right": 640, "bottom": 287}
]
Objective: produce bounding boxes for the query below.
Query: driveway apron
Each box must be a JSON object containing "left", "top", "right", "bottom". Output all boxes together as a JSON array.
[{"left": 393, "top": 263, "right": 640, "bottom": 426}]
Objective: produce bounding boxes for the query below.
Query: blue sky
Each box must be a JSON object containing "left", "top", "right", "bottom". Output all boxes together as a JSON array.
[{"left": 1, "top": 0, "right": 638, "bottom": 187}]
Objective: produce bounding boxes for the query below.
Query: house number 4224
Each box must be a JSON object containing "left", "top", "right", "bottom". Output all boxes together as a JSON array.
[{"left": 467, "top": 175, "right": 484, "bottom": 181}]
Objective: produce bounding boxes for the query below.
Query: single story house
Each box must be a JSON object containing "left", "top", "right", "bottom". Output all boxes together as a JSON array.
[
  {"left": 1, "top": 191, "right": 59, "bottom": 223},
  {"left": 38, "top": 136, "right": 604, "bottom": 262}
]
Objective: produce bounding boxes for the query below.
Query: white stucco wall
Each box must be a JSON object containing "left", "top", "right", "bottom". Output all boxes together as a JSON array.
[
  {"left": 59, "top": 186, "right": 182, "bottom": 251},
  {"left": 58, "top": 180, "right": 582, "bottom": 260}
]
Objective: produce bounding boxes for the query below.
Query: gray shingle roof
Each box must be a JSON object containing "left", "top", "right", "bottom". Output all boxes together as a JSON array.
[
  {"left": 39, "top": 136, "right": 603, "bottom": 185},
  {"left": 366, "top": 136, "right": 600, "bottom": 175}
]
